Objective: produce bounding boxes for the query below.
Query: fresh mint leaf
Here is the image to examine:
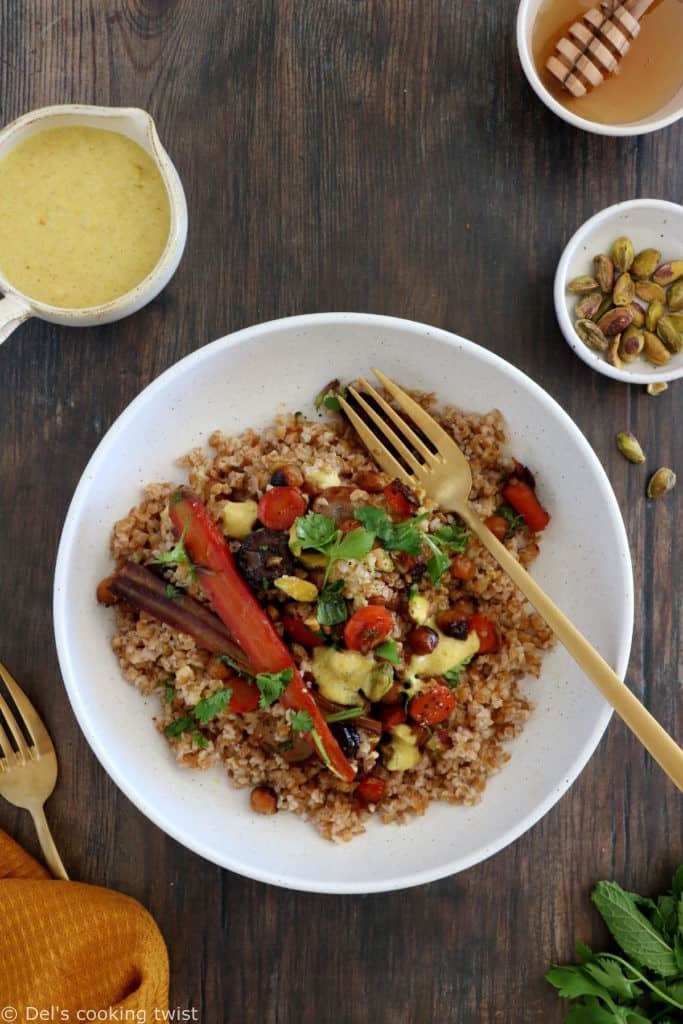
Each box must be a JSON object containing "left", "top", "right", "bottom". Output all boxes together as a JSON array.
[
  {"left": 164, "top": 715, "right": 195, "bottom": 738},
  {"left": 317, "top": 580, "right": 348, "bottom": 626},
  {"left": 375, "top": 639, "right": 400, "bottom": 665},
  {"left": 335, "top": 527, "right": 375, "bottom": 562},
  {"left": 295, "top": 512, "right": 338, "bottom": 551},
  {"left": 192, "top": 730, "right": 209, "bottom": 750},
  {"left": 193, "top": 687, "right": 233, "bottom": 724},
  {"left": 495, "top": 503, "right": 525, "bottom": 538},
  {"left": 255, "top": 668, "right": 293, "bottom": 709},
  {"left": 290, "top": 710, "right": 313, "bottom": 732},
  {"left": 433, "top": 522, "right": 469, "bottom": 553},
  {"left": 592, "top": 881, "right": 679, "bottom": 978}
]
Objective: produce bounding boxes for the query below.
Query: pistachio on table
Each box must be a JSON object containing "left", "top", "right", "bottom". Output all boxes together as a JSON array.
[
  {"left": 567, "top": 275, "right": 600, "bottom": 295},
  {"left": 593, "top": 254, "right": 614, "bottom": 293},
  {"left": 631, "top": 248, "right": 661, "bottom": 280},
  {"left": 652, "top": 260, "right": 683, "bottom": 286},
  {"left": 618, "top": 326, "right": 644, "bottom": 362},
  {"left": 612, "top": 273, "right": 635, "bottom": 307},
  {"left": 616, "top": 432, "right": 645, "bottom": 464},
  {"left": 646, "top": 381, "right": 668, "bottom": 396},
  {"left": 642, "top": 330, "right": 671, "bottom": 366},
  {"left": 647, "top": 467, "right": 676, "bottom": 499},
  {"left": 657, "top": 316, "right": 683, "bottom": 354},
  {"left": 575, "top": 318, "right": 608, "bottom": 352},
  {"left": 645, "top": 299, "right": 664, "bottom": 333},
  {"left": 611, "top": 236, "right": 635, "bottom": 274}
]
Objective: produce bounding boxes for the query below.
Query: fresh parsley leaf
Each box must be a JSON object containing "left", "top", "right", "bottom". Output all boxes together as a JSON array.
[
  {"left": 423, "top": 535, "right": 451, "bottom": 584},
  {"left": 216, "top": 653, "right": 253, "bottom": 678},
  {"left": 672, "top": 866, "right": 683, "bottom": 899},
  {"left": 295, "top": 512, "right": 338, "bottom": 551},
  {"left": 192, "top": 730, "right": 209, "bottom": 750},
  {"left": 443, "top": 656, "right": 473, "bottom": 687},
  {"left": 193, "top": 687, "right": 233, "bottom": 725},
  {"left": 317, "top": 580, "right": 348, "bottom": 626},
  {"left": 545, "top": 966, "right": 618, "bottom": 1004},
  {"left": 325, "top": 706, "right": 365, "bottom": 723},
  {"left": 290, "top": 710, "right": 313, "bottom": 732},
  {"left": 164, "top": 715, "right": 195, "bottom": 738},
  {"left": 152, "top": 528, "right": 195, "bottom": 576},
  {"left": 591, "top": 880, "right": 679, "bottom": 978},
  {"left": 495, "top": 503, "right": 525, "bottom": 539},
  {"left": 354, "top": 506, "right": 426, "bottom": 556},
  {"left": 165, "top": 583, "right": 182, "bottom": 598},
  {"left": 255, "top": 668, "right": 293, "bottom": 709},
  {"left": 433, "top": 522, "right": 469, "bottom": 553},
  {"left": 375, "top": 639, "right": 400, "bottom": 664},
  {"left": 164, "top": 684, "right": 175, "bottom": 704},
  {"left": 582, "top": 958, "right": 642, "bottom": 1002},
  {"left": 335, "top": 527, "right": 375, "bottom": 562},
  {"left": 323, "top": 395, "right": 342, "bottom": 412}
]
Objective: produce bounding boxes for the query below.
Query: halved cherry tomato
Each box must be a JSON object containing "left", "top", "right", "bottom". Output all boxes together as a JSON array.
[
  {"left": 467, "top": 613, "right": 499, "bottom": 654},
  {"left": 343, "top": 605, "right": 394, "bottom": 653},
  {"left": 485, "top": 515, "right": 509, "bottom": 542},
  {"left": 384, "top": 479, "right": 418, "bottom": 518},
  {"left": 257, "top": 486, "right": 307, "bottom": 531},
  {"left": 227, "top": 676, "right": 261, "bottom": 713},
  {"left": 377, "top": 705, "right": 406, "bottom": 730},
  {"left": 355, "top": 775, "right": 386, "bottom": 804},
  {"left": 501, "top": 477, "right": 550, "bottom": 533},
  {"left": 282, "top": 613, "right": 324, "bottom": 649},
  {"left": 408, "top": 684, "right": 455, "bottom": 725}
]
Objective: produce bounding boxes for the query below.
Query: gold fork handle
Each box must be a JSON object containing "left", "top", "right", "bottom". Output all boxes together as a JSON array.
[
  {"left": 461, "top": 506, "right": 683, "bottom": 792},
  {"left": 29, "top": 804, "right": 69, "bottom": 880}
]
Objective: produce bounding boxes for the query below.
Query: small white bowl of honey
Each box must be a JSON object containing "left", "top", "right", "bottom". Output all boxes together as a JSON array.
[
  {"left": 517, "top": 0, "right": 683, "bottom": 135},
  {"left": 0, "top": 104, "right": 187, "bottom": 346}
]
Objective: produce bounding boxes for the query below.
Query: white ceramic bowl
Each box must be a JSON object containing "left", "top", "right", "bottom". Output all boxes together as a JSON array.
[
  {"left": 53, "top": 313, "right": 633, "bottom": 893},
  {"left": 555, "top": 199, "right": 683, "bottom": 384},
  {"left": 0, "top": 105, "right": 188, "bottom": 347},
  {"left": 516, "top": 0, "right": 683, "bottom": 136}
]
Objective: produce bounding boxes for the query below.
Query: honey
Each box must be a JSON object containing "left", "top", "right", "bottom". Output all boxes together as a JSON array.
[{"left": 532, "top": 0, "right": 683, "bottom": 124}]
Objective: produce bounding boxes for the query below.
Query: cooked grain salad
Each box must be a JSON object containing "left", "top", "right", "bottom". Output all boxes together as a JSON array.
[{"left": 98, "top": 381, "right": 554, "bottom": 842}]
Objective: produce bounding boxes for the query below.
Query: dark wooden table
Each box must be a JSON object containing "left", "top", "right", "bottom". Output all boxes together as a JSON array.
[{"left": 1, "top": 3, "right": 681, "bottom": 1021}]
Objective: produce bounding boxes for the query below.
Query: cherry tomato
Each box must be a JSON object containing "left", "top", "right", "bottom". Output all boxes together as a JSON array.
[
  {"left": 257, "top": 486, "right": 307, "bottom": 531},
  {"left": 377, "top": 705, "right": 407, "bottom": 730},
  {"left": 467, "top": 613, "right": 499, "bottom": 654},
  {"left": 408, "top": 684, "right": 456, "bottom": 725},
  {"left": 355, "top": 775, "right": 386, "bottom": 804},
  {"left": 343, "top": 606, "right": 394, "bottom": 653},
  {"left": 485, "top": 515, "right": 509, "bottom": 542},
  {"left": 384, "top": 479, "right": 418, "bottom": 518},
  {"left": 282, "top": 613, "right": 324, "bottom": 649},
  {"left": 227, "top": 677, "right": 261, "bottom": 713}
]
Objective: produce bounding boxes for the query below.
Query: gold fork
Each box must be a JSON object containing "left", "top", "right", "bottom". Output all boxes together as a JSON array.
[
  {"left": 340, "top": 370, "right": 683, "bottom": 792},
  {"left": 0, "top": 661, "right": 69, "bottom": 879}
]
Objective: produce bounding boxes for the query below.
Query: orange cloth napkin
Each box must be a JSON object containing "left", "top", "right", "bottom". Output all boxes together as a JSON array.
[{"left": 0, "top": 829, "right": 169, "bottom": 1021}]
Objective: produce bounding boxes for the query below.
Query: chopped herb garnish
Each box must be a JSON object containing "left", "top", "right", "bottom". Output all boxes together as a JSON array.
[
  {"left": 164, "top": 715, "right": 195, "bottom": 738},
  {"left": 314, "top": 381, "right": 347, "bottom": 413},
  {"left": 152, "top": 527, "right": 198, "bottom": 581},
  {"left": 316, "top": 580, "right": 348, "bottom": 626},
  {"left": 255, "top": 668, "right": 293, "bottom": 709},
  {"left": 443, "top": 656, "right": 473, "bottom": 687},
  {"left": 217, "top": 653, "right": 253, "bottom": 678},
  {"left": 423, "top": 535, "right": 451, "bottom": 584},
  {"left": 325, "top": 706, "right": 365, "bottom": 723},
  {"left": 165, "top": 583, "right": 182, "bottom": 599},
  {"left": 193, "top": 687, "right": 233, "bottom": 724},
  {"left": 309, "top": 727, "right": 332, "bottom": 767},
  {"left": 164, "top": 684, "right": 176, "bottom": 704},
  {"left": 432, "top": 522, "right": 469, "bottom": 553},
  {"left": 354, "top": 506, "right": 427, "bottom": 557},
  {"left": 192, "top": 730, "right": 209, "bottom": 750},
  {"left": 495, "top": 503, "right": 525, "bottom": 539},
  {"left": 290, "top": 710, "right": 314, "bottom": 732},
  {"left": 295, "top": 511, "right": 375, "bottom": 586},
  {"left": 375, "top": 638, "right": 400, "bottom": 665}
]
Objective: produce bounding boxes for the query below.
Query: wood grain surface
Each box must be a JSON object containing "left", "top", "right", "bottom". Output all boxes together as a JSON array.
[{"left": 0, "top": 2, "right": 681, "bottom": 1021}]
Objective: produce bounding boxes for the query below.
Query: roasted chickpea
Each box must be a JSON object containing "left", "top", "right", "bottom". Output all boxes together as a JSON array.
[{"left": 407, "top": 626, "right": 439, "bottom": 655}]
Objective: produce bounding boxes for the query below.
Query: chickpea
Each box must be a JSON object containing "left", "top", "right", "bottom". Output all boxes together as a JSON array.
[
  {"left": 407, "top": 626, "right": 439, "bottom": 655},
  {"left": 250, "top": 786, "right": 278, "bottom": 815}
]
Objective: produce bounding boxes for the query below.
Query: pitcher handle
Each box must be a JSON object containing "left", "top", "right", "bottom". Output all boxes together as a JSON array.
[{"left": 0, "top": 293, "right": 32, "bottom": 346}]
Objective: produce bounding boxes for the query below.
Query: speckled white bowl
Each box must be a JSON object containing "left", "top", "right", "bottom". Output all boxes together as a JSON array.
[
  {"left": 53, "top": 313, "right": 633, "bottom": 893},
  {"left": 555, "top": 199, "right": 683, "bottom": 384}
]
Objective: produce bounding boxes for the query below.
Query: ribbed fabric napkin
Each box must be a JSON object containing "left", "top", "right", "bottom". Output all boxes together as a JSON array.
[{"left": 0, "top": 828, "right": 169, "bottom": 1020}]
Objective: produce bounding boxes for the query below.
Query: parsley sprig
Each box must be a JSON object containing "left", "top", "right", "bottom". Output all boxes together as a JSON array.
[
  {"left": 443, "top": 655, "right": 474, "bottom": 687},
  {"left": 152, "top": 528, "right": 198, "bottom": 581},
  {"left": 495, "top": 503, "right": 525, "bottom": 539},
  {"left": 354, "top": 506, "right": 469, "bottom": 584},
  {"left": 289, "top": 709, "right": 331, "bottom": 767},
  {"left": 295, "top": 512, "right": 375, "bottom": 585},
  {"left": 255, "top": 668, "right": 293, "bottom": 709},
  {"left": 546, "top": 866, "right": 683, "bottom": 1021}
]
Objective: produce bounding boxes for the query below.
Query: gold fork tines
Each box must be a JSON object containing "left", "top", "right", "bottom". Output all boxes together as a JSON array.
[
  {"left": 341, "top": 369, "right": 683, "bottom": 793},
  {"left": 0, "top": 662, "right": 69, "bottom": 879}
]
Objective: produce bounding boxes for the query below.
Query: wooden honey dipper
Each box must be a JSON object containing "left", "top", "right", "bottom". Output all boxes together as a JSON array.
[{"left": 546, "top": 0, "right": 655, "bottom": 97}]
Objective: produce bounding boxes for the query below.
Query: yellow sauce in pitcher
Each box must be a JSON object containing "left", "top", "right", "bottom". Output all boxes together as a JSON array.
[{"left": 0, "top": 126, "right": 170, "bottom": 308}]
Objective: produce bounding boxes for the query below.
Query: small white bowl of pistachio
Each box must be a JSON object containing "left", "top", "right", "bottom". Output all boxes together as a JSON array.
[{"left": 555, "top": 199, "right": 683, "bottom": 386}]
